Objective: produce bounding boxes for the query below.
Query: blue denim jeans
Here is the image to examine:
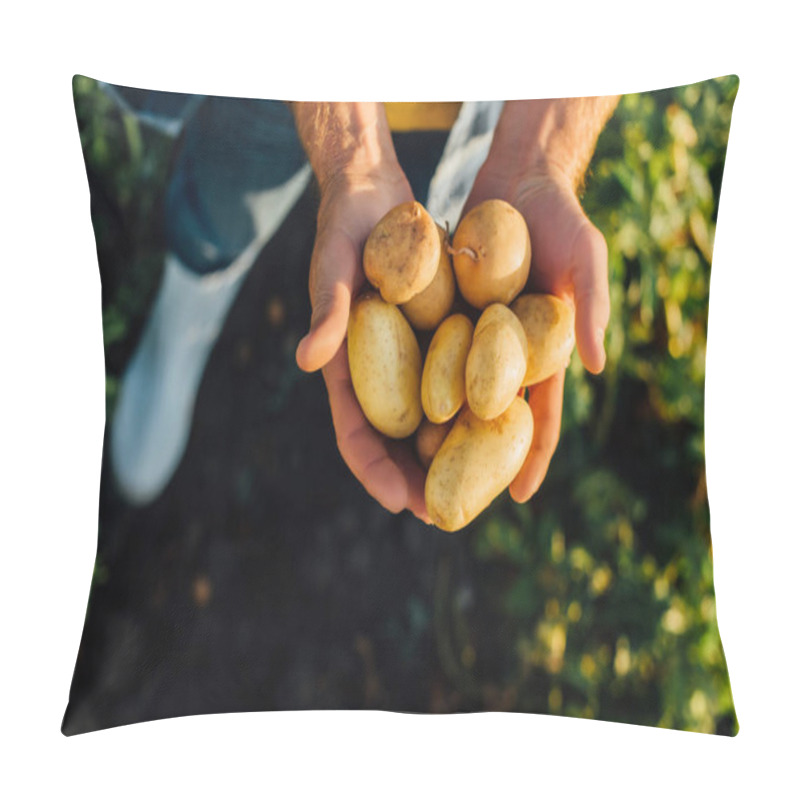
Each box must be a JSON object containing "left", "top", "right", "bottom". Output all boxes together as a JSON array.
[{"left": 103, "top": 84, "right": 309, "bottom": 274}]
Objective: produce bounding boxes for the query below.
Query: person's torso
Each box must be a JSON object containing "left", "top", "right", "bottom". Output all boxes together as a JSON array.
[{"left": 385, "top": 102, "right": 462, "bottom": 132}]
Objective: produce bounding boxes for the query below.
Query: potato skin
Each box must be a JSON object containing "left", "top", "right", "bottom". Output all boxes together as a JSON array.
[
  {"left": 466, "top": 304, "right": 528, "bottom": 420},
  {"left": 452, "top": 199, "right": 531, "bottom": 309},
  {"left": 415, "top": 418, "right": 454, "bottom": 469},
  {"left": 347, "top": 292, "right": 423, "bottom": 438},
  {"left": 425, "top": 398, "right": 534, "bottom": 532},
  {"left": 400, "top": 225, "right": 456, "bottom": 330},
  {"left": 421, "top": 314, "right": 474, "bottom": 424},
  {"left": 510, "top": 294, "right": 576, "bottom": 386},
  {"left": 363, "top": 201, "right": 441, "bottom": 304}
]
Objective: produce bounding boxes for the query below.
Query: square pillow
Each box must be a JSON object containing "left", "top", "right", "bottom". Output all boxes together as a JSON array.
[{"left": 63, "top": 75, "right": 739, "bottom": 735}]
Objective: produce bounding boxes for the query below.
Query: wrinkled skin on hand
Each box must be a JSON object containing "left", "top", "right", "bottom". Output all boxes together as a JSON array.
[
  {"left": 295, "top": 167, "right": 430, "bottom": 521},
  {"left": 297, "top": 144, "right": 610, "bottom": 521},
  {"left": 461, "top": 164, "right": 610, "bottom": 502}
]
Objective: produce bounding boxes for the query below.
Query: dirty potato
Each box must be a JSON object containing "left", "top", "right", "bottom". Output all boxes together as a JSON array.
[
  {"left": 421, "top": 314, "right": 474, "bottom": 424},
  {"left": 347, "top": 292, "right": 423, "bottom": 438},
  {"left": 466, "top": 303, "right": 528, "bottom": 420},
  {"left": 400, "top": 224, "right": 456, "bottom": 330},
  {"left": 510, "top": 293, "right": 576, "bottom": 386},
  {"left": 452, "top": 199, "right": 531, "bottom": 309},
  {"left": 425, "top": 398, "right": 534, "bottom": 532},
  {"left": 415, "top": 418, "right": 454, "bottom": 469},
  {"left": 363, "top": 201, "right": 441, "bottom": 304}
]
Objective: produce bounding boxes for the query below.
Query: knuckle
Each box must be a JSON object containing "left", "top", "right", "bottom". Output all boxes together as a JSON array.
[{"left": 311, "top": 285, "right": 336, "bottom": 322}]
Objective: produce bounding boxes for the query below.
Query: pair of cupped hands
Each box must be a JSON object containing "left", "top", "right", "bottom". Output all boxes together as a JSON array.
[{"left": 294, "top": 147, "right": 610, "bottom": 525}]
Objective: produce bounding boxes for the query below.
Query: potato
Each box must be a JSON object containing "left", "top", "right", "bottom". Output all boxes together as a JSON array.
[
  {"left": 425, "top": 398, "right": 534, "bottom": 532},
  {"left": 511, "top": 294, "right": 576, "bottom": 386},
  {"left": 347, "top": 292, "right": 423, "bottom": 438},
  {"left": 400, "top": 225, "right": 455, "bottom": 330},
  {"left": 466, "top": 303, "right": 528, "bottom": 420},
  {"left": 363, "top": 201, "right": 441, "bottom": 304},
  {"left": 415, "top": 418, "right": 454, "bottom": 469},
  {"left": 421, "top": 314, "right": 474, "bottom": 424},
  {"left": 452, "top": 199, "right": 531, "bottom": 309}
]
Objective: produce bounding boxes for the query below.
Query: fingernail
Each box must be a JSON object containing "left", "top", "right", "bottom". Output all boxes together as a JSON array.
[
  {"left": 595, "top": 326, "right": 606, "bottom": 349},
  {"left": 595, "top": 327, "right": 607, "bottom": 369},
  {"left": 295, "top": 333, "right": 314, "bottom": 371}
]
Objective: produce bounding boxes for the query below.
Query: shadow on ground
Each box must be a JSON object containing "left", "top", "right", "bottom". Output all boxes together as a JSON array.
[{"left": 63, "top": 184, "right": 496, "bottom": 734}]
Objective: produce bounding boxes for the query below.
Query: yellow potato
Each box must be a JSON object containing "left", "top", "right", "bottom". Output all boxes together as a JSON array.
[
  {"left": 421, "top": 314, "right": 474, "bottom": 424},
  {"left": 415, "top": 418, "right": 454, "bottom": 469},
  {"left": 425, "top": 398, "right": 534, "bottom": 532},
  {"left": 347, "top": 292, "right": 423, "bottom": 438},
  {"left": 511, "top": 294, "right": 576, "bottom": 386},
  {"left": 363, "top": 201, "right": 441, "bottom": 304},
  {"left": 466, "top": 303, "right": 528, "bottom": 420},
  {"left": 400, "top": 225, "right": 456, "bottom": 330},
  {"left": 452, "top": 199, "right": 531, "bottom": 309}
]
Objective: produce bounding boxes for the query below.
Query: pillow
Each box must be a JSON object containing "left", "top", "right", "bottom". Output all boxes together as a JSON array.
[{"left": 63, "top": 74, "right": 739, "bottom": 735}]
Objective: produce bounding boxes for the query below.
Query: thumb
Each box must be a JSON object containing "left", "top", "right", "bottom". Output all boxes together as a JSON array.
[
  {"left": 571, "top": 222, "right": 611, "bottom": 375},
  {"left": 296, "top": 231, "right": 361, "bottom": 373}
]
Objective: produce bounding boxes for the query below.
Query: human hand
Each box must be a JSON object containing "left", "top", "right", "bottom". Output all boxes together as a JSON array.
[
  {"left": 460, "top": 163, "right": 610, "bottom": 502},
  {"left": 295, "top": 165, "right": 430, "bottom": 521}
]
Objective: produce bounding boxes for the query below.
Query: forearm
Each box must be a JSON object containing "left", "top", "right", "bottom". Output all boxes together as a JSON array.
[
  {"left": 290, "top": 102, "right": 400, "bottom": 192},
  {"left": 486, "top": 96, "right": 620, "bottom": 192}
]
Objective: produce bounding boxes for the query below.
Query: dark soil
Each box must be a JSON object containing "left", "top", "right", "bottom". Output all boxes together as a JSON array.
[{"left": 63, "top": 183, "right": 494, "bottom": 735}]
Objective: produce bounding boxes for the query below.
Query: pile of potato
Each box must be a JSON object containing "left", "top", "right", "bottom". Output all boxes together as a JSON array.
[{"left": 347, "top": 199, "right": 575, "bottom": 531}]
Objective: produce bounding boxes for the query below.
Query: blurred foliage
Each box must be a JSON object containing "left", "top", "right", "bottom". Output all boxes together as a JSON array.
[
  {"left": 73, "top": 75, "right": 173, "bottom": 419},
  {"left": 457, "top": 77, "right": 739, "bottom": 733},
  {"left": 74, "top": 76, "right": 738, "bottom": 734}
]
